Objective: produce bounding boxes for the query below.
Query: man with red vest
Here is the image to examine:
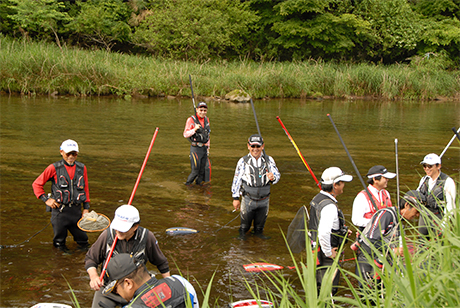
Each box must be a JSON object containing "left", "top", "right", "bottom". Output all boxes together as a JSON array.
[
  {"left": 32, "top": 139, "right": 90, "bottom": 253},
  {"left": 183, "top": 102, "right": 210, "bottom": 185},
  {"left": 352, "top": 165, "right": 396, "bottom": 232}
]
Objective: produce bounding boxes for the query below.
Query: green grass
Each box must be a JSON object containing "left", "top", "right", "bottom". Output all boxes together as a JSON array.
[{"left": 1, "top": 36, "right": 459, "bottom": 100}]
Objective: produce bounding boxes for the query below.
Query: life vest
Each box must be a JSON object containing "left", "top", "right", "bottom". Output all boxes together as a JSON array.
[
  {"left": 308, "top": 193, "right": 348, "bottom": 248},
  {"left": 359, "top": 207, "right": 399, "bottom": 257},
  {"left": 241, "top": 154, "right": 271, "bottom": 200},
  {"left": 105, "top": 227, "right": 148, "bottom": 268},
  {"left": 188, "top": 115, "right": 210, "bottom": 144},
  {"left": 51, "top": 160, "right": 87, "bottom": 205},
  {"left": 132, "top": 276, "right": 188, "bottom": 308},
  {"left": 361, "top": 188, "right": 392, "bottom": 219},
  {"left": 418, "top": 172, "right": 448, "bottom": 212}
]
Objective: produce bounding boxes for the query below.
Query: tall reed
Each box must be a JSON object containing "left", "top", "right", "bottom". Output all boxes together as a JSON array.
[{"left": 1, "top": 37, "right": 459, "bottom": 100}]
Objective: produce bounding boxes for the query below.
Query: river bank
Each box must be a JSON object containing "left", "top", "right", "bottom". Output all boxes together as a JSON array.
[{"left": 1, "top": 37, "right": 460, "bottom": 101}]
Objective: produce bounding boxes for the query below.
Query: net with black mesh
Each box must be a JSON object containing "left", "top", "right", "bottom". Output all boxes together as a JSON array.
[
  {"left": 78, "top": 210, "right": 111, "bottom": 232},
  {"left": 286, "top": 205, "right": 310, "bottom": 253}
]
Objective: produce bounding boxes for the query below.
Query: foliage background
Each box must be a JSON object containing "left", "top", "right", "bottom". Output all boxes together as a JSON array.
[{"left": 1, "top": 0, "right": 459, "bottom": 67}]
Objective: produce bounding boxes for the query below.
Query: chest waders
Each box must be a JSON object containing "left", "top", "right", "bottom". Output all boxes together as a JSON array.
[
  {"left": 239, "top": 155, "right": 272, "bottom": 238},
  {"left": 186, "top": 116, "right": 210, "bottom": 185},
  {"left": 50, "top": 160, "right": 88, "bottom": 248}
]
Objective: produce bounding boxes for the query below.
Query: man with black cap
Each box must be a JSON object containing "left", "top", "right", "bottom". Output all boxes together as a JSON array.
[
  {"left": 355, "top": 190, "right": 423, "bottom": 290},
  {"left": 417, "top": 153, "right": 456, "bottom": 238},
  {"left": 85, "top": 204, "right": 170, "bottom": 308},
  {"left": 231, "top": 134, "right": 280, "bottom": 240},
  {"left": 183, "top": 101, "right": 211, "bottom": 185},
  {"left": 32, "top": 139, "right": 91, "bottom": 253},
  {"left": 308, "top": 167, "right": 353, "bottom": 296},
  {"left": 352, "top": 165, "right": 397, "bottom": 232},
  {"left": 103, "top": 253, "right": 199, "bottom": 308}
]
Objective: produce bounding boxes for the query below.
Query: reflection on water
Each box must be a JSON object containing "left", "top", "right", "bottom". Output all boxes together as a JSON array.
[{"left": 1, "top": 96, "right": 459, "bottom": 307}]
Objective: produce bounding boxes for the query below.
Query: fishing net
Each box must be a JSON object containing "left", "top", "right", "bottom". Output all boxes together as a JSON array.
[
  {"left": 78, "top": 210, "right": 110, "bottom": 232},
  {"left": 286, "top": 206, "right": 310, "bottom": 253}
]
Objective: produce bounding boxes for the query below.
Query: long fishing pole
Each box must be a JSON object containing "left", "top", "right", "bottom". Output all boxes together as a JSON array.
[
  {"left": 395, "top": 139, "right": 400, "bottom": 208},
  {"left": 99, "top": 127, "right": 160, "bottom": 283},
  {"left": 277, "top": 116, "right": 320, "bottom": 188},
  {"left": 327, "top": 114, "right": 378, "bottom": 212},
  {"left": 189, "top": 74, "right": 197, "bottom": 118},
  {"left": 440, "top": 127, "right": 460, "bottom": 158},
  {"left": 452, "top": 127, "right": 460, "bottom": 142},
  {"left": 250, "top": 98, "right": 270, "bottom": 172}
]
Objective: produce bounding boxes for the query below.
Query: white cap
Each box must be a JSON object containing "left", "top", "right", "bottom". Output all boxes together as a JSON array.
[
  {"left": 60, "top": 139, "right": 79, "bottom": 153},
  {"left": 111, "top": 205, "right": 140, "bottom": 232},
  {"left": 321, "top": 167, "right": 353, "bottom": 185},
  {"left": 420, "top": 153, "right": 441, "bottom": 165}
]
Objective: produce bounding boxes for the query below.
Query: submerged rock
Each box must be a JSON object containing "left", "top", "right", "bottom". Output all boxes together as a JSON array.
[{"left": 225, "top": 89, "right": 251, "bottom": 103}]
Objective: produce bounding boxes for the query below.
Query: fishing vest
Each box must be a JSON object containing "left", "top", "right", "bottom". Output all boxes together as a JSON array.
[
  {"left": 106, "top": 227, "right": 148, "bottom": 268},
  {"left": 361, "top": 188, "right": 392, "bottom": 219},
  {"left": 418, "top": 172, "right": 448, "bottom": 212},
  {"left": 241, "top": 154, "right": 271, "bottom": 200},
  {"left": 308, "top": 193, "right": 347, "bottom": 248},
  {"left": 51, "top": 160, "right": 87, "bottom": 205},
  {"left": 188, "top": 115, "right": 210, "bottom": 144},
  {"left": 359, "top": 207, "right": 399, "bottom": 252},
  {"left": 130, "top": 276, "right": 187, "bottom": 308}
]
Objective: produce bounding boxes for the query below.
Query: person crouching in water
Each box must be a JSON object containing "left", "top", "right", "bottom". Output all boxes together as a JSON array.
[
  {"left": 308, "top": 167, "right": 353, "bottom": 296},
  {"left": 355, "top": 190, "right": 423, "bottom": 292}
]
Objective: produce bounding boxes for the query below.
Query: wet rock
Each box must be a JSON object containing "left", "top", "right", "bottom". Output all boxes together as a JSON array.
[{"left": 224, "top": 89, "right": 251, "bottom": 103}]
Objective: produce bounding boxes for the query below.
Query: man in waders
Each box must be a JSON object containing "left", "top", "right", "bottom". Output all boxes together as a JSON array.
[
  {"left": 32, "top": 139, "right": 90, "bottom": 253},
  {"left": 183, "top": 101, "right": 210, "bottom": 185},
  {"left": 355, "top": 190, "right": 422, "bottom": 291},
  {"left": 416, "top": 153, "right": 456, "bottom": 239},
  {"left": 231, "top": 134, "right": 280, "bottom": 240},
  {"left": 352, "top": 165, "right": 396, "bottom": 232},
  {"left": 308, "top": 167, "right": 353, "bottom": 296},
  {"left": 85, "top": 204, "right": 170, "bottom": 308},
  {"left": 102, "top": 253, "right": 199, "bottom": 308}
]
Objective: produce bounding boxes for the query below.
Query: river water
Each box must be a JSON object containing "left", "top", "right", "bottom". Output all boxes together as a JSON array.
[{"left": 0, "top": 96, "right": 459, "bottom": 307}]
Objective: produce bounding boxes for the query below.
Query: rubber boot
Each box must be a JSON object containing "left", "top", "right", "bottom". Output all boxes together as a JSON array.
[{"left": 253, "top": 228, "right": 270, "bottom": 240}]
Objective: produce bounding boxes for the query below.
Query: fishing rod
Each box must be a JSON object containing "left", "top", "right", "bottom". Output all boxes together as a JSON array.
[
  {"left": 327, "top": 114, "right": 378, "bottom": 212},
  {"left": 440, "top": 127, "right": 460, "bottom": 158},
  {"left": 276, "top": 116, "right": 320, "bottom": 188},
  {"left": 189, "top": 74, "right": 197, "bottom": 118},
  {"left": 395, "top": 139, "right": 400, "bottom": 208},
  {"left": 99, "top": 127, "right": 160, "bottom": 283},
  {"left": 452, "top": 127, "right": 460, "bottom": 142},
  {"left": 250, "top": 98, "right": 271, "bottom": 172}
]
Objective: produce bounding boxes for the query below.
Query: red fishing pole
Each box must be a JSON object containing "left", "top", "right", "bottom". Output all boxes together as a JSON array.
[
  {"left": 277, "top": 116, "right": 320, "bottom": 188},
  {"left": 99, "top": 127, "right": 160, "bottom": 283}
]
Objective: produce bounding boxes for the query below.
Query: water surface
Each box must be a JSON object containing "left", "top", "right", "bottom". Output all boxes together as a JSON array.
[{"left": 1, "top": 96, "right": 459, "bottom": 307}]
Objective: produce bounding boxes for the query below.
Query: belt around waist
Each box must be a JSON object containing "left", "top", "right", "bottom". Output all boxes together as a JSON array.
[{"left": 191, "top": 142, "right": 205, "bottom": 147}]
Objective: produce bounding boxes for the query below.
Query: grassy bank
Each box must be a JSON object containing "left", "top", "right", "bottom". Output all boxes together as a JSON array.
[{"left": 1, "top": 36, "right": 459, "bottom": 100}]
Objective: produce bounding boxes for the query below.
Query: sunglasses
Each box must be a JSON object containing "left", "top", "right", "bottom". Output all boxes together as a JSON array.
[
  {"left": 66, "top": 152, "right": 78, "bottom": 156},
  {"left": 250, "top": 145, "right": 261, "bottom": 148},
  {"left": 422, "top": 164, "right": 435, "bottom": 169}
]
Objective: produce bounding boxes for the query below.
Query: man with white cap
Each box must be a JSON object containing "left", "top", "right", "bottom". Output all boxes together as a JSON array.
[
  {"left": 85, "top": 204, "right": 170, "bottom": 308},
  {"left": 32, "top": 139, "right": 90, "bottom": 253},
  {"left": 102, "top": 253, "right": 199, "bottom": 308},
  {"left": 232, "top": 134, "right": 281, "bottom": 240},
  {"left": 183, "top": 101, "right": 211, "bottom": 185},
  {"left": 416, "top": 153, "right": 456, "bottom": 237},
  {"left": 308, "top": 167, "right": 353, "bottom": 295},
  {"left": 352, "top": 165, "right": 396, "bottom": 232}
]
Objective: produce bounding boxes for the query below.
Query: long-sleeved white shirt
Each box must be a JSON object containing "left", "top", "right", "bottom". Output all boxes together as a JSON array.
[
  {"left": 352, "top": 185, "right": 392, "bottom": 228},
  {"left": 317, "top": 191, "right": 340, "bottom": 258},
  {"left": 417, "top": 174, "right": 456, "bottom": 214},
  {"left": 231, "top": 153, "right": 280, "bottom": 198}
]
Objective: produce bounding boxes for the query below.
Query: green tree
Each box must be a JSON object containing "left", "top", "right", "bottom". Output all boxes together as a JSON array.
[
  {"left": 67, "top": 0, "right": 132, "bottom": 51},
  {"left": 7, "top": 0, "right": 71, "bottom": 48},
  {"left": 131, "top": 0, "right": 258, "bottom": 61}
]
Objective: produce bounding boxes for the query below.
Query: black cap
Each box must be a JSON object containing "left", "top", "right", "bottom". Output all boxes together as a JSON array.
[
  {"left": 197, "top": 102, "right": 207, "bottom": 108},
  {"left": 248, "top": 134, "right": 264, "bottom": 146},
  {"left": 102, "top": 253, "right": 141, "bottom": 295},
  {"left": 399, "top": 190, "right": 426, "bottom": 210},
  {"left": 366, "top": 165, "right": 396, "bottom": 179}
]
